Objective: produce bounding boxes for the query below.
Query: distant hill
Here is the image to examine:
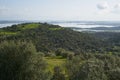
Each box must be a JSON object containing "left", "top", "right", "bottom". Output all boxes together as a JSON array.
[
  {"left": 89, "top": 26, "right": 120, "bottom": 30},
  {"left": 0, "top": 23, "right": 104, "bottom": 53}
]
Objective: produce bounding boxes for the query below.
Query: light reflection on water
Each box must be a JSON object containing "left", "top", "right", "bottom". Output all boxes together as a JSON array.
[
  {"left": 52, "top": 22, "right": 115, "bottom": 28},
  {"left": 73, "top": 29, "right": 120, "bottom": 32}
]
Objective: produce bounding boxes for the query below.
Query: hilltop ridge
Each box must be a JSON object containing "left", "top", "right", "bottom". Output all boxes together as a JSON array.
[{"left": 0, "top": 22, "right": 103, "bottom": 53}]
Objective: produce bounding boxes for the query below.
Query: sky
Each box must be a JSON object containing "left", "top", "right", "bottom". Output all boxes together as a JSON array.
[{"left": 0, "top": 0, "right": 120, "bottom": 21}]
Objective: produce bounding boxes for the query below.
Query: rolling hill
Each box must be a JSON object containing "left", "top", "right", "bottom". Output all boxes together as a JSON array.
[{"left": 0, "top": 22, "right": 104, "bottom": 53}]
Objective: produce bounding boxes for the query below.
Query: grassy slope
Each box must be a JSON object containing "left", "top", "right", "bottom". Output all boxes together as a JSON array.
[
  {"left": 0, "top": 23, "right": 39, "bottom": 34},
  {"left": 0, "top": 31, "right": 17, "bottom": 35},
  {"left": 20, "top": 23, "right": 40, "bottom": 30},
  {"left": 44, "top": 56, "right": 66, "bottom": 73},
  {"left": 0, "top": 23, "right": 62, "bottom": 35}
]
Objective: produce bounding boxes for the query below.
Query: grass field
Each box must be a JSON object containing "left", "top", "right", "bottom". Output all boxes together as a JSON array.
[
  {"left": 0, "top": 23, "right": 40, "bottom": 35},
  {"left": 21, "top": 23, "right": 40, "bottom": 30},
  {"left": 44, "top": 56, "right": 66, "bottom": 73},
  {"left": 0, "top": 31, "right": 17, "bottom": 35}
]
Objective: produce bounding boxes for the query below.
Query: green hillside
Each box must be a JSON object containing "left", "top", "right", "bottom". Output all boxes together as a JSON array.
[
  {"left": 0, "top": 23, "right": 120, "bottom": 80},
  {"left": 0, "top": 23, "right": 104, "bottom": 54}
]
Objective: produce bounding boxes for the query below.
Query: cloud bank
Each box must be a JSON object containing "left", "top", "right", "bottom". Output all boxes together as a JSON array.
[
  {"left": 97, "top": 2, "right": 120, "bottom": 14},
  {"left": 113, "top": 3, "right": 120, "bottom": 13},
  {"left": 97, "top": 2, "right": 109, "bottom": 10}
]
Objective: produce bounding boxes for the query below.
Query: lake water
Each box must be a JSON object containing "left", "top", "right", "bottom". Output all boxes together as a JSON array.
[{"left": 50, "top": 22, "right": 115, "bottom": 28}]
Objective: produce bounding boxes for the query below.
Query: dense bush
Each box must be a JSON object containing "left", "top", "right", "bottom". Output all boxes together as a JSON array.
[
  {"left": 66, "top": 54, "right": 120, "bottom": 80},
  {"left": 51, "top": 66, "right": 65, "bottom": 80},
  {"left": 55, "top": 48, "right": 74, "bottom": 58},
  {"left": 0, "top": 41, "right": 51, "bottom": 80},
  {"left": 108, "top": 68, "right": 120, "bottom": 80}
]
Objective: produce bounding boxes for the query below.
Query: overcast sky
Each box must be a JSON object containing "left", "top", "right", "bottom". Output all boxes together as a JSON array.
[{"left": 0, "top": 0, "right": 120, "bottom": 21}]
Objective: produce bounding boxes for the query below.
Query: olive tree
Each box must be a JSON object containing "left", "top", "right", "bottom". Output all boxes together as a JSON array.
[{"left": 0, "top": 41, "right": 51, "bottom": 80}]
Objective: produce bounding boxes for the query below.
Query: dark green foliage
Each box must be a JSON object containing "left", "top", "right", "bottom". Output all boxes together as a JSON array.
[
  {"left": 55, "top": 48, "right": 65, "bottom": 56},
  {"left": 67, "top": 52, "right": 74, "bottom": 60},
  {"left": 0, "top": 41, "right": 51, "bottom": 80},
  {"left": 55, "top": 48, "right": 74, "bottom": 58},
  {"left": 45, "top": 52, "right": 56, "bottom": 58},
  {"left": 0, "top": 23, "right": 120, "bottom": 80},
  {"left": 76, "top": 60, "right": 107, "bottom": 80},
  {"left": 108, "top": 68, "right": 120, "bottom": 80},
  {"left": 66, "top": 54, "right": 120, "bottom": 80},
  {"left": 95, "top": 54, "right": 120, "bottom": 71},
  {"left": 51, "top": 66, "right": 65, "bottom": 80},
  {"left": 0, "top": 23, "right": 103, "bottom": 53},
  {"left": 61, "top": 51, "right": 74, "bottom": 58},
  {"left": 17, "top": 54, "right": 51, "bottom": 80},
  {"left": 92, "top": 32, "right": 120, "bottom": 53},
  {"left": 66, "top": 56, "right": 82, "bottom": 80}
]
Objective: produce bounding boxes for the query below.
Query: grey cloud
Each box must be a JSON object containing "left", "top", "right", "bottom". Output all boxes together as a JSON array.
[
  {"left": 97, "top": 2, "right": 109, "bottom": 10},
  {"left": 114, "top": 3, "right": 120, "bottom": 8},
  {"left": 112, "top": 3, "right": 120, "bottom": 14}
]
